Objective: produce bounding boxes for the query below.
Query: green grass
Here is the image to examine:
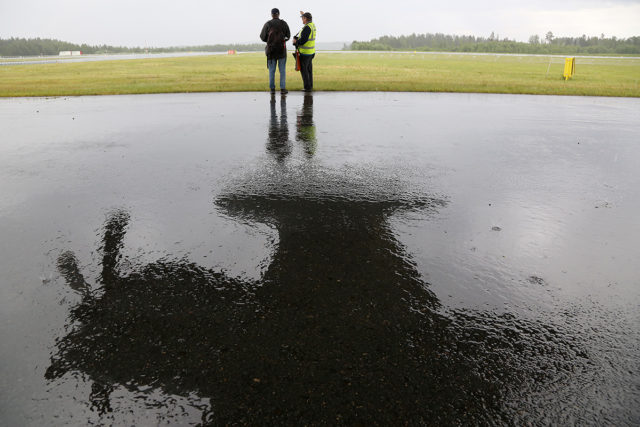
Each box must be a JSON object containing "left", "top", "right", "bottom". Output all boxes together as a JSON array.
[{"left": 1, "top": 52, "right": 639, "bottom": 97}]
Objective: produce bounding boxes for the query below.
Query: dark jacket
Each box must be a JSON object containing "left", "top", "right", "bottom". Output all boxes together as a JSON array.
[
  {"left": 293, "top": 25, "right": 311, "bottom": 51},
  {"left": 260, "top": 18, "right": 291, "bottom": 60}
]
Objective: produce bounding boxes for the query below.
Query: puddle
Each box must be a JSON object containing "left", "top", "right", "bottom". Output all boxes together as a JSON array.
[{"left": 1, "top": 92, "right": 639, "bottom": 424}]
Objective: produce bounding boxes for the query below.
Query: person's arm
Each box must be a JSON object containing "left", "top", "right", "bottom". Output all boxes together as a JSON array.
[
  {"left": 260, "top": 22, "right": 269, "bottom": 42},
  {"left": 295, "top": 25, "right": 311, "bottom": 47},
  {"left": 283, "top": 22, "right": 291, "bottom": 41}
]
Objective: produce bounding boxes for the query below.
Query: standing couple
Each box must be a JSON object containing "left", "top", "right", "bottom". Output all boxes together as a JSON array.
[{"left": 260, "top": 8, "right": 316, "bottom": 94}]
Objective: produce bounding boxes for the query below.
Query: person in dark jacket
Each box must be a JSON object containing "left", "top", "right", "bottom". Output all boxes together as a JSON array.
[
  {"left": 292, "top": 11, "right": 316, "bottom": 92},
  {"left": 260, "top": 8, "right": 291, "bottom": 94}
]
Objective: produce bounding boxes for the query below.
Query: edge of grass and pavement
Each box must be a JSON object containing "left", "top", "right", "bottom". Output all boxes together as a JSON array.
[{"left": 1, "top": 52, "right": 639, "bottom": 97}]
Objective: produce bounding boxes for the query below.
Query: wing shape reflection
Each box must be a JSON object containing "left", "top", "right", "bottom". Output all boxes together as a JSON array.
[{"left": 47, "top": 105, "right": 590, "bottom": 424}]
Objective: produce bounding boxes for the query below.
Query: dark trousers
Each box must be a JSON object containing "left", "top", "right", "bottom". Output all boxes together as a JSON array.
[{"left": 300, "top": 54, "right": 314, "bottom": 91}]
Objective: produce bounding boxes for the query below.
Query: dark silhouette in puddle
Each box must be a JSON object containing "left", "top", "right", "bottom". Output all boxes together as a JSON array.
[
  {"left": 47, "top": 95, "right": 590, "bottom": 425},
  {"left": 296, "top": 94, "right": 316, "bottom": 157},
  {"left": 267, "top": 94, "right": 291, "bottom": 162},
  {"left": 267, "top": 93, "right": 315, "bottom": 162}
]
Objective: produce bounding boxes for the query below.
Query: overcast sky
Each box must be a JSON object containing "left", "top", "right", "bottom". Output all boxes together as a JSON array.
[{"left": 1, "top": 0, "right": 638, "bottom": 47}]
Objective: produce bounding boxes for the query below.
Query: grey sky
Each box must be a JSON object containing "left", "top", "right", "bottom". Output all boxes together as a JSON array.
[{"left": 1, "top": 0, "right": 638, "bottom": 47}]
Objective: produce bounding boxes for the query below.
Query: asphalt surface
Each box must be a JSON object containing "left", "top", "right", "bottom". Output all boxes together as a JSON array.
[{"left": 1, "top": 92, "right": 639, "bottom": 425}]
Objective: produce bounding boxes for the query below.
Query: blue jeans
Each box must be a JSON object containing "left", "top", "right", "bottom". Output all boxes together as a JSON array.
[{"left": 267, "top": 56, "right": 287, "bottom": 90}]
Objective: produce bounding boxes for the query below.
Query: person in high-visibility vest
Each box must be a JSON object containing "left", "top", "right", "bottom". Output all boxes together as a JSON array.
[{"left": 292, "top": 11, "right": 316, "bottom": 92}]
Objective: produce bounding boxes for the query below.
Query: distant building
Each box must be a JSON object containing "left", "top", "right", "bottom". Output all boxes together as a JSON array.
[{"left": 59, "top": 51, "right": 82, "bottom": 56}]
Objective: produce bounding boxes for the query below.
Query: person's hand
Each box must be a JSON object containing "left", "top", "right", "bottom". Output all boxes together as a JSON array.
[{"left": 299, "top": 10, "right": 304, "bottom": 16}]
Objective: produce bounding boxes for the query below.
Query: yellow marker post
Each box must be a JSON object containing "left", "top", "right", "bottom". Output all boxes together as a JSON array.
[{"left": 563, "top": 57, "right": 575, "bottom": 80}]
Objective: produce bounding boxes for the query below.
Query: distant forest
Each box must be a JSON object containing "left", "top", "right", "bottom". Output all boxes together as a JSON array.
[
  {"left": 0, "top": 37, "right": 263, "bottom": 56},
  {"left": 4, "top": 33, "right": 640, "bottom": 57},
  {"left": 349, "top": 32, "right": 640, "bottom": 55}
]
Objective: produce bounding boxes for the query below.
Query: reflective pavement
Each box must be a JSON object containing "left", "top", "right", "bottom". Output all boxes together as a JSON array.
[{"left": 1, "top": 92, "right": 639, "bottom": 425}]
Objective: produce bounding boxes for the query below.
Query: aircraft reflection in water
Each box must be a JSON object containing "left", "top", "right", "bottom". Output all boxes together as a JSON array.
[{"left": 48, "top": 95, "right": 589, "bottom": 425}]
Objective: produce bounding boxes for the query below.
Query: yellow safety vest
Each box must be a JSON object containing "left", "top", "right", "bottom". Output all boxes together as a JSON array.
[{"left": 297, "top": 22, "right": 316, "bottom": 55}]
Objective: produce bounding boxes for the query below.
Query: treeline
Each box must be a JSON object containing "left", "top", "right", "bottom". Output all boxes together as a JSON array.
[
  {"left": 349, "top": 33, "right": 640, "bottom": 55},
  {"left": 0, "top": 37, "right": 263, "bottom": 57}
]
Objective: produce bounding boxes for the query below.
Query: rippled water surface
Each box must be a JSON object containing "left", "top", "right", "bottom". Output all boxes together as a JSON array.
[{"left": 1, "top": 92, "right": 639, "bottom": 425}]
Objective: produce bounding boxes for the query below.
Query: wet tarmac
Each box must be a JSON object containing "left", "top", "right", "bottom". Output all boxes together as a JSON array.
[{"left": 1, "top": 92, "right": 639, "bottom": 425}]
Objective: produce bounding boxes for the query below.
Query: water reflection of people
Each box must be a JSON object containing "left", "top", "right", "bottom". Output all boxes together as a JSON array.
[
  {"left": 296, "top": 94, "right": 316, "bottom": 157},
  {"left": 267, "top": 94, "right": 291, "bottom": 162}
]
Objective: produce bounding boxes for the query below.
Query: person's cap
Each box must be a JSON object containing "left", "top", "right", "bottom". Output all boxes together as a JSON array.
[
  {"left": 301, "top": 12, "right": 312, "bottom": 20},
  {"left": 271, "top": 8, "right": 280, "bottom": 15}
]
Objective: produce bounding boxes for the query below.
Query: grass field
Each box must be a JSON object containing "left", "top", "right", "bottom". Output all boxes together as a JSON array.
[{"left": 1, "top": 52, "right": 639, "bottom": 97}]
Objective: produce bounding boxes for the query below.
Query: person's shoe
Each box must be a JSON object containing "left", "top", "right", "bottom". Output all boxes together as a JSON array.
[
  {"left": 270, "top": 88, "right": 276, "bottom": 94},
  {"left": 281, "top": 89, "right": 288, "bottom": 94}
]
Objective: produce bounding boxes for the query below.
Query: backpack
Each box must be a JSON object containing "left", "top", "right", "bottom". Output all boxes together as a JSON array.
[{"left": 266, "top": 22, "right": 286, "bottom": 57}]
